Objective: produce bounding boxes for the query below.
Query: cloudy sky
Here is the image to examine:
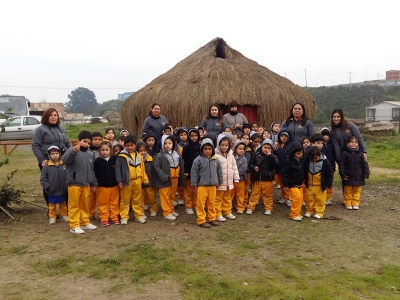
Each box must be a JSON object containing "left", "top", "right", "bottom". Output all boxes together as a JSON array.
[{"left": 1, "top": 0, "right": 398, "bottom": 104}]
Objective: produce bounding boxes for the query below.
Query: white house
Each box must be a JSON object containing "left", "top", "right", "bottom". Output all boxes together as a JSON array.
[{"left": 366, "top": 101, "right": 400, "bottom": 123}]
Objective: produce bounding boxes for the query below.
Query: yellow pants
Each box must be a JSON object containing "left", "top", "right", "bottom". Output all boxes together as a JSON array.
[
  {"left": 120, "top": 178, "right": 143, "bottom": 220},
  {"left": 233, "top": 181, "right": 246, "bottom": 211},
  {"left": 276, "top": 174, "right": 289, "bottom": 199},
  {"left": 142, "top": 187, "right": 157, "bottom": 212},
  {"left": 305, "top": 185, "right": 326, "bottom": 217},
  {"left": 248, "top": 181, "right": 274, "bottom": 211},
  {"left": 159, "top": 178, "right": 178, "bottom": 217},
  {"left": 184, "top": 179, "right": 196, "bottom": 209},
  {"left": 177, "top": 186, "right": 184, "bottom": 200},
  {"left": 289, "top": 186, "right": 303, "bottom": 219},
  {"left": 196, "top": 186, "right": 217, "bottom": 224},
  {"left": 215, "top": 189, "right": 233, "bottom": 217},
  {"left": 48, "top": 202, "right": 67, "bottom": 218},
  {"left": 88, "top": 190, "right": 97, "bottom": 218},
  {"left": 343, "top": 185, "right": 362, "bottom": 207},
  {"left": 68, "top": 186, "right": 91, "bottom": 229},
  {"left": 326, "top": 173, "right": 334, "bottom": 200},
  {"left": 244, "top": 174, "right": 251, "bottom": 205},
  {"left": 97, "top": 186, "right": 120, "bottom": 222}
]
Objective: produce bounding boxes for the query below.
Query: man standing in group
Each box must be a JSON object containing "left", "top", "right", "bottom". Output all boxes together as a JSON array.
[{"left": 223, "top": 100, "right": 249, "bottom": 135}]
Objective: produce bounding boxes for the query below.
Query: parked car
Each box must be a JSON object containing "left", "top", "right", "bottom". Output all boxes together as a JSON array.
[{"left": 0, "top": 115, "right": 42, "bottom": 141}]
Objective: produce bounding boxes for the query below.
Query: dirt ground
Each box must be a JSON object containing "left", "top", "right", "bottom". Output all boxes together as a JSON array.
[{"left": 1, "top": 151, "right": 400, "bottom": 299}]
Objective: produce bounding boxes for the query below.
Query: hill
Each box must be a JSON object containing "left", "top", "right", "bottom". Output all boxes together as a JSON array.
[{"left": 304, "top": 85, "right": 400, "bottom": 121}]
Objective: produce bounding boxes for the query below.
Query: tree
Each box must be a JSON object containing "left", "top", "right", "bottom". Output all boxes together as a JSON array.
[{"left": 66, "top": 87, "right": 98, "bottom": 114}]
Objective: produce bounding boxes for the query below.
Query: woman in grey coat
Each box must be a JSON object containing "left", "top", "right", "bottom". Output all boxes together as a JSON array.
[{"left": 141, "top": 103, "right": 169, "bottom": 143}]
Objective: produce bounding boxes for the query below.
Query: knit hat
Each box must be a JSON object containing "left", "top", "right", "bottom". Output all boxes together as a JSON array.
[
  {"left": 233, "top": 140, "right": 246, "bottom": 152},
  {"left": 250, "top": 131, "right": 260, "bottom": 140},
  {"left": 142, "top": 129, "right": 156, "bottom": 141},
  {"left": 279, "top": 131, "right": 289, "bottom": 137},
  {"left": 290, "top": 142, "right": 303, "bottom": 155},
  {"left": 261, "top": 138, "right": 273, "bottom": 148},
  {"left": 78, "top": 131, "right": 92, "bottom": 141},
  {"left": 320, "top": 127, "right": 330, "bottom": 135},
  {"left": 120, "top": 129, "right": 129, "bottom": 136},
  {"left": 47, "top": 145, "right": 60, "bottom": 155}
]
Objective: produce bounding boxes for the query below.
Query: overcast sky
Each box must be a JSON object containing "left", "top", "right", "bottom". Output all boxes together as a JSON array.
[{"left": 1, "top": 0, "right": 399, "bottom": 104}]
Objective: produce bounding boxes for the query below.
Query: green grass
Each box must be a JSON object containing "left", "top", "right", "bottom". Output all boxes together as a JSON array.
[
  {"left": 64, "top": 123, "right": 112, "bottom": 140},
  {"left": 365, "top": 134, "right": 400, "bottom": 169},
  {"left": 9, "top": 245, "right": 28, "bottom": 254}
]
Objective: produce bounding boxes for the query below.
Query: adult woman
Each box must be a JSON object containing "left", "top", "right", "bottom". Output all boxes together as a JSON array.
[
  {"left": 330, "top": 109, "right": 367, "bottom": 161},
  {"left": 223, "top": 100, "right": 248, "bottom": 135},
  {"left": 276, "top": 102, "right": 316, "bottom": 147},
  {"left": 200, "top": 104, "right": 227, "bottom": 135},
  {"left": 32, "top": 108, "right": 71, "bottom": 206},
  {"left": 141, "top": 103, "right": 168, "bottom": 142}
]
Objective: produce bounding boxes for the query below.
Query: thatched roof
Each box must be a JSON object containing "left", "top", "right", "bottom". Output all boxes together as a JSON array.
[{"left": 122, "top": 37, "right": 315, "bottom": 136}]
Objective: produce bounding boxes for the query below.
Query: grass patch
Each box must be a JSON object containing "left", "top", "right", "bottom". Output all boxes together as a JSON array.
[{"left": 9, "top": 245, "right": 28, "bottom": 254}]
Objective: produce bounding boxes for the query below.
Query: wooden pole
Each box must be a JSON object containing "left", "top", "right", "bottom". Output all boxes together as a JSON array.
[
  {"left": 19, "top": 199, "right": 48, "bottom": 209},
  {"left": 0, "top": 206, "right": 15, "bottom": 219}
]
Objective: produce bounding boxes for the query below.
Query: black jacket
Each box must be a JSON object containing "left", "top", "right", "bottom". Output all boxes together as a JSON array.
[
  {"left": 182, "top": 140, "right": 200, "bottom": 179},
  {"left": 248, "top": 152, "right": 278, "bottom": 182},
  {"left": 93, "top": 156, "right": 117, "bottom": 187},
  {"left": 338, "top": 148, "right": 369, "bottom": 186},
  {"left": 282, "top": 155, "right": 305, "bottom": 188}
]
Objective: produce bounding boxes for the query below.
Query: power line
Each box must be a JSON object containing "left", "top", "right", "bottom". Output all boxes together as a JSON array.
[{"left": 0, "top": 85, "right": 142, "bottom": 90}]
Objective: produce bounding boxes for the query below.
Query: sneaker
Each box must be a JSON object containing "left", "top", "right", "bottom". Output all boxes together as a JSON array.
[
  {"left": 314, "top": 214, "right": 321, "bottom": 219},
  {"left": 113, "top": 220, "right": 120, "bottom": 225},
  {"left": 101, "top": 221, "right": 109, "bottom": 227},
  {"left": 286, "top": 200, "right": 292, "bottom": 207},
  {"left": 150, "top": 212, "right": 157, "bottom": 217},
  {"left": 120, "top": 219, "right": 128, "bottom": 225},
  {"left": 172, "top": 200, "right": 179, "bottom": 207},
  {"left": 141, "top": 215, "right": 148, "bottom": 220},
  {"left": 216, "top": 216, "right": 226, "bottom": 222},
  {"left": 185, "top": 208, "right": 194, "bottom": 215},
  {"left": 136, "top": 217, "right": 147, "bottom": 224},
  {"left": 326, "top": 200, "right": 332, "bottom": 205},
  {"left": 81, "top": 223, "right": 97, "bottom": 230},
  {"left": 264, "top": 210, "right": 272, "bottom": 215},
  {"left": 172, "top": 211, "right": 179, "bottom": 217},
  {"left": 352, "top": 206, "right": 359, "bottom": 210},
  {"left": 274, "top": 185, "right": 281, "bottom": 189},
  {"left": 61, "top": 215, "right": 69, "bottom": 222},
  {"left": 292, "top": 216, "right": 302, "bottom": 221},
  {"left": 246, "top": 209, "right": 253, "bottom": 215},
  {"left": 225, "top": 214, "right": 236, "bottom": 220},
  {"left": 278, "top": 198, "right": 287, "bottom": 204},
  {"left": 178, "top": 199, "right": 185, "bottom": 206},
  {"left": 164, "top": 214, "right": 176, "bottom": 221},
  {"left": 346, "top": 206, "right": 353, "bottom": 210},
  {"left": 237, "top": 210, "right": 244, "bottom": 214},
  {"left": 304, "top": 212, "right": 312, "bottom": 218},
  {"left": 144, "top": 204, "right": 149, "bottom": 211},
  {"left": 49, "top": 218, "right": 56, "bottom": 225},
  {"left": 302, "top": 201, "right": 306, "bottom": 206},
  {"left": 70, "top": 227, "right": 85, "bottom": 234}
]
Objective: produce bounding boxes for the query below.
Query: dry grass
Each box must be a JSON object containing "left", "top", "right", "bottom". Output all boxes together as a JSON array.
[{"left": 121, "top": 37, "right": 315, "bottom": 136}]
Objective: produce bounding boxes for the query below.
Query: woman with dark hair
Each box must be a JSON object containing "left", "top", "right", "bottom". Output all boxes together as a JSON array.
[
  {"left": 330, "top": 109, "right": 367, "bottom": 161},
  {"left": 200, "top": 103, "right": 227, "bottom": 135},
  {"left": 32, "top": 108, "right": 71, "bottom": 206},
  {"left": 276, "top": 102, "right": 316, "bottom": 146},
  {"left": 223, "top": 100, "right": 248, "bottom": 135},
  {"left": 141, "top": 103, "right": 169, "bottom": 142}
]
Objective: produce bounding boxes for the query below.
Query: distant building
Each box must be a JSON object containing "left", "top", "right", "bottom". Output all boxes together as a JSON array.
[
  {"left": 366, "top": 101, "right": 400, "bottom": 123},
  {"left": 102, "top": 110, "right": 121, "bottom": 123},
  {"left": 30, "top": 102, "right": 66, "bottom": 118},
  {"left": 62, "top": 113, "right": 85, "bottom": 125},
  {"left": 117, "top": 92, "right": 134, "bottom": 100},
  {"left": 331, "top": 70, "right": 400, "bottom": 88},
  {"left": 386, "top": 70, "right": 400, "bottom": 80}
]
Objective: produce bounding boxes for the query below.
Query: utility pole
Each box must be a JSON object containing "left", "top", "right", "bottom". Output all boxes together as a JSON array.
[
  {"left": 304, "top": 69, "right": 308, "bottom": 87},
  {"left": 349, "top": 72, "right": 352, "bottom": 90},
  {"left": 284, "top": 73, "right": 287, "bottom": 78},
  {"left": 369, "top": 90, "right": 375, "bottom": 105}
]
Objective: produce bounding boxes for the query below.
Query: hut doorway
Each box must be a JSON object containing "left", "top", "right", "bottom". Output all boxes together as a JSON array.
[{"left": 219, "top": 104, "right": 258, "bottom": 124}]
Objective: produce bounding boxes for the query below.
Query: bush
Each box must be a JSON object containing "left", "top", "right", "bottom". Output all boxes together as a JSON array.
[{"left": 0, "top": 168, "right": 24, "bottom": 209}]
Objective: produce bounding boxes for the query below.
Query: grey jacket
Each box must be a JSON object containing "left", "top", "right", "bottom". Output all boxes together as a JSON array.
[
  {"left": 223, "top": 112, "right": 248, "bottom": 135},
  {"left": 153, "top": 150, "right": 185, "bottom": 189},
  {"left": 40, "top": 161, "right": 68, "bottom": 196},
  {"left": 200, "top": 117, "right": 227, "bottom": 134},
  {"left": 331, "top": 122, "right": 367, "bottom": 161},
  {"left": 62, "top": 147, "right": 97, "bottom": 187},
  {"left": 191, "top": 138, "right": 223, "bottom": 186},
  {"left": 32, "top": 125, "right": 71, "bottom": 164},
  {"left": 141, "top": 115, "right": 168, "bottom": 141},
  {"left": 280, "top": 118, "right": 316, "bottom": 144}
]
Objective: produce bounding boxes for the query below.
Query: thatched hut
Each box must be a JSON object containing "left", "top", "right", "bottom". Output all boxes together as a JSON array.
[{"left": 122, "top": 37, "right": 315, "bottom": 136}]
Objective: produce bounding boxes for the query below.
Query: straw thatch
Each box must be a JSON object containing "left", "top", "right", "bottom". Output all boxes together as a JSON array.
[{"left": 122, "top": 37, "right": 315, "bottom": 136}]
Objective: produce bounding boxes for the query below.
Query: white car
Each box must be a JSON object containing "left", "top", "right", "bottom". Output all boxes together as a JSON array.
[{"left": 0, "top": 115, "right": 42, "bottom": 141}]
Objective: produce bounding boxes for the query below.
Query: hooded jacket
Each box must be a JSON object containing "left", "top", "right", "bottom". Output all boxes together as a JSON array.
[
  {"left": 320, "top": 127, "right": 336, "bottom": 171},
  {"left": 153, "top": 135, "right": 185, "bottom": 189},
  {"left": 270, "top": 122, "right": 280, "bottom": 144},
  {"left": 142, "top": 129, "right": 160, "bottom": 157},
  {"left": 338, "top": 146, "right": 370, "bottom": 186},
  {"left": 40, "top": 160, "right": 68, "bottom": 196},
  {"left": 182, "top": 128, "right": 201, "bottom": 179},
  {"left": 281, "top": 142, "right": 305, "bottom": 188},
  {"left": 190, "top": 138, "right": 223, "bottom": 187},
  {"left": 115, "top": 149, "right": 149, "bottom": 186},
  {"left": 215, "top": 135, "right": 240, "bottom": 190},
  {"left": 93, "top": 155, "right": 118, "bottom": 187},
  {"left": 273, "top": 130, "right": 292, "bottom": 174},
  {"left": 62, "top": 147, "right": 97, "bottom": 187},
  {"left": 232, "top": 140, "right": 248, "bottom": 181},
  {"left": 248, "top": 139, "right": 278, "bottom": 182},
  {"left": 303, "top": 154, "right": 333, "bottom": 191}
]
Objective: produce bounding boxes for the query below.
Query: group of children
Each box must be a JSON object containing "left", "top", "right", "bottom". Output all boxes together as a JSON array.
[{"left": 40, "top": 122, "right": 369, "bottom": 233}]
